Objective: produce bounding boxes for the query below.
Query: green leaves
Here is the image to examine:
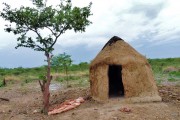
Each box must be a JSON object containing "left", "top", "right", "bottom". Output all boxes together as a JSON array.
[
  {"left": 0, "top": 0, "right": 92, "bottom": 54},
  {"left": 31, "top": 0, "right": 46, "bottom": 8},
  {"left": 51, "top": 52, "right": 72, "bottom": 69},
  {"left": 39, "top": 74, "right": 47, "bottom": 82}
]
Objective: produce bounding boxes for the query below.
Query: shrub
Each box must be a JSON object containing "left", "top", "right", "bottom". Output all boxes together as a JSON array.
[{"left": 0, "top": 80, "right": 4, "bottom": 87}]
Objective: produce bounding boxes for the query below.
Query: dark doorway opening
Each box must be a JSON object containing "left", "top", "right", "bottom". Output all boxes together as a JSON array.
[{"left": 108, "top": 65, "right": 124, "bottom": 97}]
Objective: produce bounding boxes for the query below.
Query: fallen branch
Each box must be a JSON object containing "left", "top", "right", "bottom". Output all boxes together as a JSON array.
[{"left": 0, "top": 97, "right": 10, "bottom": 101}]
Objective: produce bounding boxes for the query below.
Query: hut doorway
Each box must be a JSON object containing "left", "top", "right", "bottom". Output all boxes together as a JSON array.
[{"left": 108, "top": 65, "right": 124, "bottom": 97}]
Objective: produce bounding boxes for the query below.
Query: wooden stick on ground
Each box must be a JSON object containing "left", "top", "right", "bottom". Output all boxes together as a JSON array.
[{"left": 0, "top": 97, "right": 10, "bottom": 101}]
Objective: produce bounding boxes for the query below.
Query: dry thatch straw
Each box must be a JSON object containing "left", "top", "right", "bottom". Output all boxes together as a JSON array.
[{"left": 90, "top": 36, "right": 162, "bottom": 102}]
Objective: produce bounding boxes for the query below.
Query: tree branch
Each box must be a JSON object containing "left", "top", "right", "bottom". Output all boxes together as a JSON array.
[
  {"left": 35, "top": 44, "right": 45, "bottom": 51},
  {"left": 34, "top": 29, "right": 48, "bottom": 49},
  {"left": 24, "top": 23, "right": 48, "bottom": 50},
  {"left": 38, "top": 80, "right": 44, "bottom": 92},
  {"left": 49, "top": 25, "right": 67, "bottom": 49},
  {"left": 46, "top": 26, "right": 56, "bottom": 36}
]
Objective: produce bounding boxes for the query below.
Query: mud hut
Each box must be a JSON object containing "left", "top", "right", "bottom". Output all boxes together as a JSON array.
[{"left": 90, "top": 36, "right": 162, "bottom": 102}]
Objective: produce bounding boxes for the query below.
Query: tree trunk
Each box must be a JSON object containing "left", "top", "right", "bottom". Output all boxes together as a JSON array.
[
  {"left": 65, "top": 66, "right": 69, "bottom": 87},
  {"left": 41, "top": 53, "right": 52, "bottom": 115},
  {"left": 42, "top": 85, "right": 50, "bottom": 114},
  {"left": 3, "top": 78, "right": 6, "bottom": 86}
]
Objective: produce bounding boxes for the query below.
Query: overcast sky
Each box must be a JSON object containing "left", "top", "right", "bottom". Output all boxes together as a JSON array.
[{"left": 0, "top": 0, "right": 180, "bottom": 68}]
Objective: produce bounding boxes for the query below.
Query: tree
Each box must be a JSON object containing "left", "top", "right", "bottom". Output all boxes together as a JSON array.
[
  {"left": 51, "top": 53, "right": 72, "bottom": 86},
  {"left": 51, "top": 52, "right": 72, "bottom": 73},
  {"left": 0, "top": 0, "right": 92, "bottom": 114},
  {"left": 79, "top": 62, "right": 89, "bottom": 71}
]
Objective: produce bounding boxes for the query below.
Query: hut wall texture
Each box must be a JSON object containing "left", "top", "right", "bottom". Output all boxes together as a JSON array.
[
  {"left": 90, "top": 39, "right": 162, "bottom": 102},
  {"left": 90, "top": 64, "right": 108, "bottom": 101}
]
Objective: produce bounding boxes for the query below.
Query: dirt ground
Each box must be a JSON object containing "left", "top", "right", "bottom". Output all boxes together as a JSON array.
[{"left": 0, "top": 82, "right": 179, "bottom": 120}]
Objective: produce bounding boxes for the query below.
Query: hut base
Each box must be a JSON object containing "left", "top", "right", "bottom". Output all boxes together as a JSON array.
[
  {"left": 92, "top": 95, "right": 162, "bottom": 103},
  {"left": 124, "top": 95, "right": 162, "bottom": 103}
]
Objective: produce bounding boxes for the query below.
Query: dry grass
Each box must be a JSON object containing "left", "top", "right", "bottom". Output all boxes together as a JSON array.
[{"left": 5, "top": 75, "right": 21, "bottom": 82}]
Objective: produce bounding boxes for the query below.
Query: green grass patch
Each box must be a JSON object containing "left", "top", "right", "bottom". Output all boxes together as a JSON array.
[
  {"left": 0, "top": 58, "right": 179, "bottom": 87},
  {"left": 0, "top": 80, "right": 4, "bottom": 87},
  {"left": 168, "top": 77, "right": 178, "bottom": 82},
  {"left": 169, "top": 71, "right": 180, "bottom": 77},
  {"left": 167, "top": 71, "right": 180, "bottom": 82}
]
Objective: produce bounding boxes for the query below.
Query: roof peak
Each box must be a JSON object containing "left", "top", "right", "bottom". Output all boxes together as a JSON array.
[
  {"left": 102, "top": 36, "right": 123, "bottom": 50},
  {"left": 110, "top": 36, "right": 123, "bottom": 41}
]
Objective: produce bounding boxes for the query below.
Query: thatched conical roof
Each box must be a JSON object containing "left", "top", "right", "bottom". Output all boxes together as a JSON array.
[{"left": 91, "top": 36, "right": 147, "bottom": 68}]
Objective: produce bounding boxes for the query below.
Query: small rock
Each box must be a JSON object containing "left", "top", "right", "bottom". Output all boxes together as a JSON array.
[
  {"left": 112, "top": 117, "right": 119, "bottom": 120},
  {"left": 159, "top": 90, "right": 168, "bottom": 94},
  {"left": 33, "top": 110, "right": 38, "bottom": 113},
  {"left": 172, "top": 93, "right": 178, "bottom": 96},
  {"left": 100, "top": 112, "right": 104, "bottom": 115},
  {"left": 171, "top": 95, "right": 176, "bottom": 98},
  {"left": 72, "top": 112, "right": 76, "bottom": 115},
  {"left": 108, "top": 110, "right": 115, "bottom": 112},
  {"left": 169, "top": 95, "right": 172, "bottom": 97},
  {"left": 119, "top": 107, "right": 132, "bottom": 113},
  {"left": 0, "top": 111, "right": 5, "bottom": 113},
  {"left": 21, "top": 110, "right": 27, "bottom": 114}
]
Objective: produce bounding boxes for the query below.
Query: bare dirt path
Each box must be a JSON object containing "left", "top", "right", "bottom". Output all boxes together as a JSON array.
[{"left": 0, "top": 82, "right": 179, "bottom": 120}]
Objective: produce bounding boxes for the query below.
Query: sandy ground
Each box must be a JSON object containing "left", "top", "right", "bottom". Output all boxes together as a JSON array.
[{"left": 0, "top": 82, "right": 179, "bottom": 120}]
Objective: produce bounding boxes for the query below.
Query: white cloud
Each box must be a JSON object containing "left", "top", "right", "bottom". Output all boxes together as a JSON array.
[
  {"left": 56, "top": 0, "right": 180, "bottom": 48},
  {"left": 0, "top": 0, "right": 180, "bottom": 67},
  {"left": 1, "top": 0, "right": 180, "bottom": 49}
]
